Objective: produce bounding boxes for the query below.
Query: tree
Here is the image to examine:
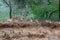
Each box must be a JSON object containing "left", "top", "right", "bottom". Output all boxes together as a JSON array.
[{"left": 3, "top": 0, "right": 12, "bottom": 18}]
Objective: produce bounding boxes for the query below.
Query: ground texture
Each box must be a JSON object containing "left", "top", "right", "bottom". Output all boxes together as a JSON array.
[{"left": 0, "top": 26, "right": 60, "bottom": 40}]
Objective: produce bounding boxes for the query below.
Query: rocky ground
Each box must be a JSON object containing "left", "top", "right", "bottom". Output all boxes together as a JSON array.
[{"left": 0, "top": 26, "right": 60, "bottom": 40}]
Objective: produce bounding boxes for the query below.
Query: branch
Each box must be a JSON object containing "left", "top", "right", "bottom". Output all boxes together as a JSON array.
[
  {"left": 49, "top": 10, "right": 59, "bottom": 18},
  {"left": 3, "top": 0, "right": 9, "bottom": 6}
]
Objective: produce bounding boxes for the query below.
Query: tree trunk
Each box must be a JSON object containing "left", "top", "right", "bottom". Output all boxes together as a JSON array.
[
  {"left": 10, "top": 5, "right": 12, "bottom": 19},
  {"left": 59, "top": 1, "right": 60, "bottom": 20},
  {"left": 9, "top": 0, "right": 12, "bottom": 19},
  {"left": 46, "top": 11, "right": 49, "bottom": 19}
]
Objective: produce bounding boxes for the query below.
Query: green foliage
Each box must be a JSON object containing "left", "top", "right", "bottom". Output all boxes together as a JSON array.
[
  {"left": 0, "top": 0, "right": 59, "bottom": 21},
  {"left": 31, "top": 0, "right": 59, "bottom": 21}
]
